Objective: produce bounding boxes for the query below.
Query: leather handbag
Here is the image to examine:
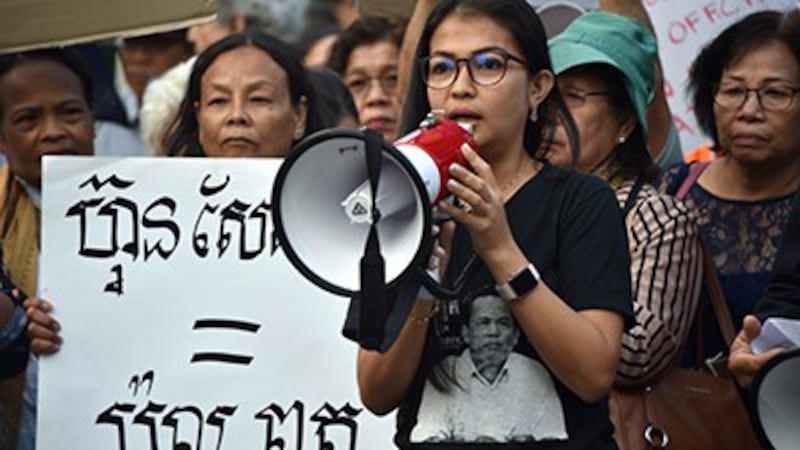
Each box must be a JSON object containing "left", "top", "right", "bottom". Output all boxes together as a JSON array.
[
  {"left": 608, "top": 162, "right": 762, "bottom": 450},
  {"left": 608, "top": 368, "right": 762, "bottom": 449},
  {"left": 607, "top": 252, "right": 763, "bottom": 450}
]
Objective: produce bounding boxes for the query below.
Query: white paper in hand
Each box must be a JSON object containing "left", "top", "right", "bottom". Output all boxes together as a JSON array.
[{"left": 752, "top": 318, "right": 800, "bottom": 355}]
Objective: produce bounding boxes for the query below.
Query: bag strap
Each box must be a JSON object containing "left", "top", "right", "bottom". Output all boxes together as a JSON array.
[
  {"left": 359, "top": 128, "right": 388, "bottom": 350},
  {"left": 702, "top": 248, "right": 737, "bottom": 345},
  {"left": 675, "top": 161, "right": 710, "bottom": 199},
  {"left": 620, "top": 176, "right": 645, "bottom": 219},
  {"left": 675, "top": 161, "right": 737, "bottom": 348}
]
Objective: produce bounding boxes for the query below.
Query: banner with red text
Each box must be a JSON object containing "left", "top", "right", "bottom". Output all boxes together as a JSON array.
[{"left": 645, "top": 0, "right": 798, "bottom": 153}]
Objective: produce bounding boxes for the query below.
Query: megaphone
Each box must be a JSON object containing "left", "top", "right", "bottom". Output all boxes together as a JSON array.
[
  {"left": 271, "top": 112, "right": 477, "bottom": 348},
  {"left": 750, "top": 347, "right": 800, "bottom": 450}
]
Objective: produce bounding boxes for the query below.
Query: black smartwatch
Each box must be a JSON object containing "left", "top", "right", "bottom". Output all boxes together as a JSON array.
[{"left": 496, "top": 263, "right": 540, "bottom": 302}]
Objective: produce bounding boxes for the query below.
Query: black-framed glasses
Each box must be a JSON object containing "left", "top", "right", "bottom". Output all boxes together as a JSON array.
[
  {"left": 560, "top": 88, "right": 611, "bottom": 108},
  {"left": 420, "top": 47, "right": 526, "bottom": 90},
  {"left": 714, "top": 84, "right": 800, "bottom": 111}
]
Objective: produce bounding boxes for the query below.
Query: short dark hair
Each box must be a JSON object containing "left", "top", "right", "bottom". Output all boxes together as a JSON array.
[
  {"left": 327, "top": 16, "right": 404, "bottom": 74},
  {"left": 690, "top": 9, "right": 800, "bottom": 150},
  {"left": 165, "top": 30, "right": 323, "bottom": 157},
  {"left": 0, "top": 47, "right": 94, "bottom": 117},
  {"left": 306, "top": 67, "right": 358, "bottom": 127},
  {"left": 400, "top": 0, "right": 580, "bottom": 163}
]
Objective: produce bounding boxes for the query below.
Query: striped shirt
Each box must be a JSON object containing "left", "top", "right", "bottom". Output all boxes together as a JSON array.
[{"left": 614, "top": 180, "right": 703, "bottom": 386}]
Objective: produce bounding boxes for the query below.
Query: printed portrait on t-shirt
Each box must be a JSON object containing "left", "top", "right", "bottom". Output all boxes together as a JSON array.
[{"left": 410, "top": 291, "right": 568, "bottom": 443}]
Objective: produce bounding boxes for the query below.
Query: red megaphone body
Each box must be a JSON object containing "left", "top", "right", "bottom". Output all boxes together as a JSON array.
[
  {"left": 342, "top": 113, "right": 477, "bottom": 224},
  {"left": 393, "top": 114, "right": 477, "bottom": 203}
]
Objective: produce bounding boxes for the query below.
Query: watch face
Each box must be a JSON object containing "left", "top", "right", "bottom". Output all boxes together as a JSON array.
[
  {"left": 510, "top": 266, "right": 538, "bottom": 294},
  {"left": 499, "top": 264, "right": 540, "bottom": 301}
]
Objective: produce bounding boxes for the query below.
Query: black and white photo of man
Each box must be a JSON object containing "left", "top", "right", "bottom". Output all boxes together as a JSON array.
[{"left": 411, "top": 292, "right": 568, "bottom": 443}]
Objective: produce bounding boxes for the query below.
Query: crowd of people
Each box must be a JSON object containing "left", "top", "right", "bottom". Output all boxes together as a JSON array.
[{"left": 0, "top": 0, "right": 798, "bottom": 449}]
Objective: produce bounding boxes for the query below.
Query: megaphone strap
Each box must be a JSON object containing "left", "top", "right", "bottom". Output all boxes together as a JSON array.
[
  {"left": 358, "top": 128, "right": 389, "bottom": 351},
  {"left": 364, "top": 128, "right": 384, "bottom": 224}
]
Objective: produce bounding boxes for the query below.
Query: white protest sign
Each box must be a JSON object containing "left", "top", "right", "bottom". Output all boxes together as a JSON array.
[
  {"left": 644, "top": 0, "right": 798, "bottom": 153},
  {"left": 39, "top": 156, "right": 394, "bottom": 450}
]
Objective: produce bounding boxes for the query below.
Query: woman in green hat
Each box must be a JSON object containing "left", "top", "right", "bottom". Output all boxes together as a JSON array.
[{"left": 546, "top": 10, "right": 703, "bottom": 386}]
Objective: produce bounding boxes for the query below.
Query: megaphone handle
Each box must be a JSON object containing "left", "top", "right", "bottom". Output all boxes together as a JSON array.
[
  {"left": 420, "top": 270, "right": 459, "bottom": 300},
  {"left": 419, "top": 253, "right": 484, "bottom": 300},
  {"left": 360, "top": 227, "right": 386, "bottom": 350}
]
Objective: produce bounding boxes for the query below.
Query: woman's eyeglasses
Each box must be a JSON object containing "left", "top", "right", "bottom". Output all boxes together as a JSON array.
[
  {"left": 345, "top": 73, "right": 399, "bottom": 98},
  {"left": 560, "top": 88, "right": 611, "bottom": 108},
  {"left": 714, "top": 84, "right": 800, "bottom": 111},
  {"left": 420, "top": 47, "right": 526, "bottom": 90}
]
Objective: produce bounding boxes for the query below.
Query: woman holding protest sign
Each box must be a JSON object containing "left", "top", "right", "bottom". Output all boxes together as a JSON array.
[
  {"left": 0, "top": 47, "right": 95, "bottom": 450},
  {"left": 165, "top": 30, "right": 324, "bottom": 158},
  {"left": 353, "top": 0, "right": 633, "bottom": 448}
]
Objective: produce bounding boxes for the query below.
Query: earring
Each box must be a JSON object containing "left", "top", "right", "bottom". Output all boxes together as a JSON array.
[
  {"left": 293, "top": 128, "right": 304, "bottom": 140},
  {"left": 530, "top": 107, "right": 539, "bottom": 123},
  {"left": 618, "top": 135, "right": 627, "bottom": 144}
]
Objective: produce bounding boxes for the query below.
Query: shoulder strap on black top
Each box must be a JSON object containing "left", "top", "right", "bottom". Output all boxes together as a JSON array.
[{"left": 674, "top": 161, "right": 737, "bottom": 359}]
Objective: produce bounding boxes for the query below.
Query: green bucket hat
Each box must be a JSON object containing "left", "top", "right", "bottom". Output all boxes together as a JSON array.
[{"left": 548, "top": 11, "right": 657, "bottom": 136}]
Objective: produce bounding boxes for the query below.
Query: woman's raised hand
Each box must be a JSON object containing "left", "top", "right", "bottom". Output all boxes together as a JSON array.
[{"left": 438, "top": 144, "right": 516, "bottom": 264}]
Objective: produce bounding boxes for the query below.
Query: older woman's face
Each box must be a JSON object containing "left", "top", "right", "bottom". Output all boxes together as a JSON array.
[
  {"left": 713, "top": 40, "right": 800, "bottom": 168},
  {"left": 547, "top": 69, "right": 634, "bottom": 172},
  {"left": 0, "top": 60, "right": 94, "bottom": 188},
  {"left": 197, "top": 45, "right": 307, "bottom": 158},
  {"left": 343, "top": 40, "right": 400, "bottom": 140}
]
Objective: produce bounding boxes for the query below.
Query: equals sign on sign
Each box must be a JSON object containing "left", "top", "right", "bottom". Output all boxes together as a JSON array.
[{"left": 191, "top": 318, "right": 261, "bottom": 366}]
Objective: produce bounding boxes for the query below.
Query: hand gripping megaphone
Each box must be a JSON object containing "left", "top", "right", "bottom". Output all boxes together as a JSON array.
[{"left": 271, "top": 112, "right": 477, "bottom": 350}]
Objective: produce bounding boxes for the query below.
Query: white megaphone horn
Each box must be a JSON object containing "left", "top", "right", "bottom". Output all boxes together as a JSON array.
[
  {"left": 271, "top": 111, "right": 477, "bottom": 297},
  {"left": 750, "top": 347, "right": 800, "bottom": 450}
]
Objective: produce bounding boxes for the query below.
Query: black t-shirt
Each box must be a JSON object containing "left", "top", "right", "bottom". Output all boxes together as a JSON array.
[{"left": 395, "top": 164, "right": 632, "bottom": 450}]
